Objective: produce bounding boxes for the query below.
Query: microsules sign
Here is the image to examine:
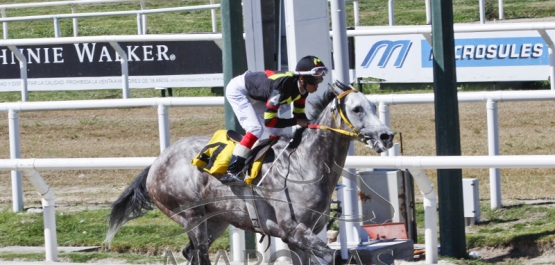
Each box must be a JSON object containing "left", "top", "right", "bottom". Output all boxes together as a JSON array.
[
  {"left": 0, "top": 41, "right": 223, "bottom": 91},
  {"left": 355, "top": 27, "right": 551, "bottom": 83}
]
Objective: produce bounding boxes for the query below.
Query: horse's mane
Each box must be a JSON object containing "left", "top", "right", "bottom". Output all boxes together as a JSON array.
[
  {"left": 279, "top": 89, "right": 336, "bottom": 144},
  {"left": 308, "top": 89, "right": 336, "bottom": 123}
]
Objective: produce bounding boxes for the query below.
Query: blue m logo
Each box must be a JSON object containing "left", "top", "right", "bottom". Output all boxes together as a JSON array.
[{"left": 361, "top": 40, "right": 412, "bottom": 68}]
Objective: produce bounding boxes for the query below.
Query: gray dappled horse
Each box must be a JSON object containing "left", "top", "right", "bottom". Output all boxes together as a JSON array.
[{"left": 104, "top": 81, "right": 394, "bottom": 265}]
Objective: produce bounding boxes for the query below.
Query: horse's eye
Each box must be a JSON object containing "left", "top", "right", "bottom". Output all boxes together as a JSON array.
[{"left": 353, "top": 106, "right": 362, "bottom": 113}]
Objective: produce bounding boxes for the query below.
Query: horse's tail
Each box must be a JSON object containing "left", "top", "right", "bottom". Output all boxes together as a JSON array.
[{"left": 104, "top": 166, "right": 153, "bottom": 246}]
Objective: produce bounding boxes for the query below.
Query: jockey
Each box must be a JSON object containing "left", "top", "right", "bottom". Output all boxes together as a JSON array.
[{"left": 220, "top": 55, "right": 328, "bottom": 185}]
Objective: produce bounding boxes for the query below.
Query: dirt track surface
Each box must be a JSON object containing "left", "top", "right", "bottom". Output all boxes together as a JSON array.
[{"left": 2, "top": 17, "right": 555, "bottom": 262}]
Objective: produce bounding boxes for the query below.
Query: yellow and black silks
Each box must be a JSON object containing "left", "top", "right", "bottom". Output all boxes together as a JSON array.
[{"left": 191, "top": 130, "right": 267, "bottom": 185}]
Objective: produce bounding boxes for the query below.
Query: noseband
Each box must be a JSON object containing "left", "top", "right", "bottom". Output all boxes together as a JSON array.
[{"left": 308, "top": 90, "right": 361, "bottom": 139}]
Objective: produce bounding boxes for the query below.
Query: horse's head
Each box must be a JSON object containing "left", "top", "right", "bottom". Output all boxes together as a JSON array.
[{"left": 329, "top": 81, "right": 394, "bottom": 153}]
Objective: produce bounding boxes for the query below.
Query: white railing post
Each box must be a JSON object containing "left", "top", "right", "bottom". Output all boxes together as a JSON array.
[
  {"left": 136, "top": 13, "right": 143, "bottom": 35},
  {"left": 331, "top": 0, "right": 360, "bottom": 250},
  {"left": 210, "top": 0, "right": 218, "bottom": 32},
  {"left": 498, "top": 0, "right": 504, "bottom": 20},
  {"left": 1, "top": 8, "right": 7, "bottom": 39},
  {"left": 407, "top": 168, "right": 438, "bottom": 264},
  {"left": 53, "top": 17, "right": 61, "bottom": 37},
  {"left": 388, "top": 0, "right": 394, "bottom": 26},
  {"left": 157, "top": 104, "right": 170, "bottom": 152},
  {"left": 538, "top": 30, "right": 555, "bottom": 91},
  {"left": 109, "top": 42, "right": 130, "bottom": 99},
  {"left": 479, "top": 0, "right": 486, "bottom": 24},
  {"left": 7, "top": 45, "right": 28, "bottom": 101},
  {"left": 335, "top": 185, "right": 349, "bottom": 260},
  {"left": 140, "top": 0, "right": 147, "bottom": 34},
  {"left": 230, "top": 226, "right": 245, "bottom": 262},
  {"left": 425, "top": 0, "right": 431, "bottom": 24},
  {"left": 487, "top": 99, "right": 502, "bottom": 209},
  {"left": 379, "top": 102, "right": 390, "bottom": 157},
  {"left": 551, "top": 46, "right": 555, "bottom": 91},
  {"left": 353, "top": 1, "right": 360, "bottom": 27},
  {"left": 22, "top": 169, "right": 58, "bottom": 262},
  {"left": 8, "top": 109, "right": 23, "bottom": 212},
  {"left": 71, "top": 6, "right": 78, "bottom": 37}
]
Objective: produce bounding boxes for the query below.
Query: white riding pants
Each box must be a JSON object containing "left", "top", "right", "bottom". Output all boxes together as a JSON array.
[{"left": 225, "top": 72, "right": 282, "bottom": 139}]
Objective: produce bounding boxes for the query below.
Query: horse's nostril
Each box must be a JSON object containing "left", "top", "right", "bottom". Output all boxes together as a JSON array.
[{"left": 380, "top": 133, "right": 393, "bottom": 142}]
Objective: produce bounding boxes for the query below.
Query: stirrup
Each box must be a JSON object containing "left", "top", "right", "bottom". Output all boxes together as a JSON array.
[{"left": 220, "top": 172, "right": 246, "bottom": 186}]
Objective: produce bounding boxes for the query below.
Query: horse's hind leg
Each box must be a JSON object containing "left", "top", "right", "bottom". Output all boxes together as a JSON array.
[
  {"left": 182, "top": 218, "right": 229, "bottom": 263},
  {"left": 182, "top": 242, "right": 194, "bottom": 260}
]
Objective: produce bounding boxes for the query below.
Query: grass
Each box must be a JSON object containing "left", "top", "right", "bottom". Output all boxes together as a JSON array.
[
  {"left": 1, "top": 0, "right": 555, "bottom": 264},
  {"left": 0, "top": 87, "right": 220, "bottom": 102},
  {"left": 2, "top": 201, "right": 555, "bottom": 264}
]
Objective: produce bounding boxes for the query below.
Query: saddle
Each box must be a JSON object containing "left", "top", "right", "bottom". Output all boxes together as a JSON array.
[{"left": 191, "top": 130, "right": 275, "bottom": 185}]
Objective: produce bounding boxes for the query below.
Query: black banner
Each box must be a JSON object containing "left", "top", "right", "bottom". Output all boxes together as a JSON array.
[{"left": 0, "top": 41, "right": 223, "bottom": 79}]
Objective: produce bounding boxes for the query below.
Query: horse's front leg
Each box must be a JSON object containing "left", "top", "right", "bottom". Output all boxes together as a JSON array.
[{"left": 281, "top": 222, "right": 334, "bottom": 264}]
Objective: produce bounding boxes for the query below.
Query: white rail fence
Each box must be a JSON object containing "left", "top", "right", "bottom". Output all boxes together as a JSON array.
[
  {"left": 1, "top": 90, "right": 553, "bottom": 263},
  {"left": 1, "top": 155, "right": 554, "bottom": 263},
  {"left": 3, "top": 89, "right": 555, "bottom": 212},
  {"left": 0, "top": 1, "right": 220, "bottom": 38},
  {"left": 1, "top": 21, "right": 553, "bottom": 103}
]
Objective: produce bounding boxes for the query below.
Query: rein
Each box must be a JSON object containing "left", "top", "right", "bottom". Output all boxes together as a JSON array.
[{"left": 308, "top": 90, "right": 360, "bottom": 138}]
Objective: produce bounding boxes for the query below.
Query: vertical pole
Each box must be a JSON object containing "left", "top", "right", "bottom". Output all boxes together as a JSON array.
[
  {"left": 230, "top": 226, "right": 245, "bottom": 262},
  {"left": 158, "top": 104, "right": 170, "bottom": 152},
  {"left": 140, "top": 0, "right": 147, "bottom": 34},
  {"left": 331, "top": 0, "right": 360, "bottom": 253},
  {"left": 9, "top": 109, "right": 23, "bottom": 212},
  {"left": 498, "top": 0, "right": 504, "bottom": 20},
  {"left": 221, "top": 0, "right": 247, "bottom": 132},
  {"left": 388, "top": 0, "right": 394, "bottom": 26},
  {"left": 243, "top": 0, "right": 265, "bottom": 71},
  {"left": 539, "top": 31, "right": 555, "bottom": 91},
  {"left": 479, "top": 0, "right": 486, "bottom": 24},
  {"left": 8, "top": 45, "right": 28, "bottom": 101},
  {"left": 425, "top": 0, "right": 431, "bottom": 25},
  {"left": 379, "top": 102, "right": 390, "bottom": 157},
  {"left": 487, "top": 100, "right": 501, "bottom": 209},
  {"left": 71, "top": 6, "right": 78, "bottom": 37},
  {"left": 1, "top": 8, "right": 7, "bottom": 39},
  {"left": 353, "top": 1, "right": 360, "bottom": 27},
  {"left": 551, "top": 46, "right": 555, "bottom": 91},
  {"left": 24, "top": 169, "right": 58, "bottom": 262},
  {"left": 53, "top": 17, "right": 60, "bottom": 37},
  {"left": 210, "top": 0, "right": 218, "bottom": 32},
  {"left": 136, "top": 13, "right": 143, "bottom": 35},
  {"left": 335, "top": 185, "right": 348, "bottom": 259},
  {"left": 431, "top": 0, "right": 466, "bottom": 258},
  {"left": 222, "top": 0, "right": 253, "bottom": 254},
  {"left": 109, "top": 42, "right": 130, "bottom": 99}
]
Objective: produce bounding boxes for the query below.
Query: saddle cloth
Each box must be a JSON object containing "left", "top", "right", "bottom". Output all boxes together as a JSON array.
[{"left": 191, "top": 130, "right": 275, "bottom": 185}]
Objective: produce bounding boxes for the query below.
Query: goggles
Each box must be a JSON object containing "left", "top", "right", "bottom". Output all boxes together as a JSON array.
[{"left": 297, "top": 66, "right": 328, "bottom": 77}]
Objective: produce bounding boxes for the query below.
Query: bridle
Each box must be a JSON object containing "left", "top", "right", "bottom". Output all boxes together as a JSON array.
[
  {"left": 257, "top": 89, "right": 363, "bottom": 187},
  {"left": 308, "top": 89, "right": 362, "bottom": 139}
]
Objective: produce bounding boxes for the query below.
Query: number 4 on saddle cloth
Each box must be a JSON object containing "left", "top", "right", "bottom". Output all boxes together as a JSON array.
[{"left": 191, "top": 130, "right": 276, "bottom": 185}]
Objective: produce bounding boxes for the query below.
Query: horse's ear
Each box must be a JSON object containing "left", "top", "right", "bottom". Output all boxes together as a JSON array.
[
  {"left": 328, "top": 83, "right": 341, "bottom": 96},
  {"left": 334, "top": 80, "right": 357, "bottom": 92},
  {"left": 330, "top": 80, "right": 357, "bottom": 96}
]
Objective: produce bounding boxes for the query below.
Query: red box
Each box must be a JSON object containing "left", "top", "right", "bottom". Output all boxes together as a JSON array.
[{"left": 362, "top": 222, "right": 408, "bottom": 240}]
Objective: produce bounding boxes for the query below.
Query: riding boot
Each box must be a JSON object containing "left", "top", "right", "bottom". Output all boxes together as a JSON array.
[
  {"left": 220, "top": 144, "right": 250, "bottom": 186},
  {"left": 219, "top": 155, "right": 247, "bottom": 185}
]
